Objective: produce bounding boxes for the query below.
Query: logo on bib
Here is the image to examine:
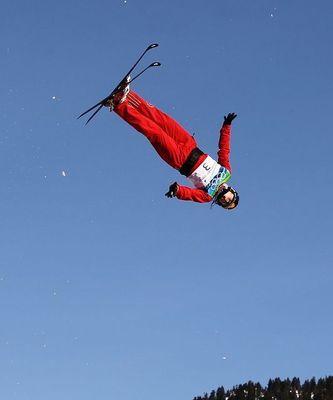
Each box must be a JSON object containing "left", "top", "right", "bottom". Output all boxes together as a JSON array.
[{"left": 206, "top": 167, "right": 231, "bottom": 197}]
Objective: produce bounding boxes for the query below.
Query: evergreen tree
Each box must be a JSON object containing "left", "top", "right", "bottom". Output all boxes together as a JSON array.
[
  {"left": 248, "top": 381, "right": 255, "bottom": 400},
  {"left": 209, "top": 390, "right": 216, "bottom": 400},
  {"left": 291, "top": 377, "right": 301, "bottom": 392},
  {"left": 326, "top": 376, "right": 333, "bottom": 399},
  {"left": 302, "top": 379, "right": 313, "bottom": 400},
  {"left": 216, "top": 386, "right": 225, "bottom": 400}
]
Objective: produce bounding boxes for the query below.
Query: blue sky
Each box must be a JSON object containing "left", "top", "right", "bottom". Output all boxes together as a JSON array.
[{"left": 1, "top": 0, "right": 332, "bottom": 399}]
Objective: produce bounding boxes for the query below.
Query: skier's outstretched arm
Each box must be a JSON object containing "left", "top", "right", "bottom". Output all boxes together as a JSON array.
[
  {"left": 165, "top": 182, "right": 211, "bottom": 203},
  {"left": 217, "top": 113, "right": 237, "bottom": 172}
]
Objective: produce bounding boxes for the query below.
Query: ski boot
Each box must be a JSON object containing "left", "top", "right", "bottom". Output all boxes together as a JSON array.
[{"left": 105, "top": 76, "right": 130, "bottom": 110}]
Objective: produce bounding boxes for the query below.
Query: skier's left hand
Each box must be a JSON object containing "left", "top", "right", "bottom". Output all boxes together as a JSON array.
[
  {"left": 165, "top": 182, "right": 179, "bottom": 198},
  {"left": 223, "top": 112, "right": 237, "bottom": 125}
]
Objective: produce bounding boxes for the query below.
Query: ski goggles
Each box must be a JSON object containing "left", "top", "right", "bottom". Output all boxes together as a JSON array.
[{"left": 213, "top": 186, "right": 239, "bottom": 209}]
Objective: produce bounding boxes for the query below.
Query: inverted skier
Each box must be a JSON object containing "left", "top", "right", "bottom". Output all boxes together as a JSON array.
[{"left": 106, "top": 79, "right": 239, "bottom": 209}]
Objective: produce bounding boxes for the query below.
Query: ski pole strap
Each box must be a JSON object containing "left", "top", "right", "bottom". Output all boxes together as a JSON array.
[{"left": 179, "top": 147, "right": 204, "bottom": 177}]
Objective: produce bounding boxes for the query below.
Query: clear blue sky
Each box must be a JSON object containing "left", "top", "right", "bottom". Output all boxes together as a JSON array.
[{"left": 1, "top": 1, "right": 332, "bottom": 399}]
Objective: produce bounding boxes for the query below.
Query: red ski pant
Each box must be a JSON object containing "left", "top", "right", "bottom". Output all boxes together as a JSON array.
[{"left": 114, "top": 91, "right": 197, "bottom": 169}]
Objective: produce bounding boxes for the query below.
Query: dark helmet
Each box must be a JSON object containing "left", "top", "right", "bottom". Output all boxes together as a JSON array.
[{"left": 212, "top": 185, "right": 239, "bottom": 210}]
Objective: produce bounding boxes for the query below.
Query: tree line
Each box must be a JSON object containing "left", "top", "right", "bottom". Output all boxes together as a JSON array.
[{"left": 193, "top": 376, "right": 333, "bottom": 400}]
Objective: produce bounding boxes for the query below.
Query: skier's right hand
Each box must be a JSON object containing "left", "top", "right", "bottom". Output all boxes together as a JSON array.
[
  {"left": 223, "top": 112, "right": 237, "bottom": 125},
  {"left": 165, "top": 182, "right": 179, "bottom": 198}
]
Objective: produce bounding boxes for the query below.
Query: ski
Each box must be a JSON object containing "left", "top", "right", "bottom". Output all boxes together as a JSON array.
[{"left": 77, "top": 43, "right": 161, "bottom": 125}]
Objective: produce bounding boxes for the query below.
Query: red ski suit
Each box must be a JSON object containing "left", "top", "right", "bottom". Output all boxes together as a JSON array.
[{"left": 114, "top": 91, "right": 232, "bottom": 203}]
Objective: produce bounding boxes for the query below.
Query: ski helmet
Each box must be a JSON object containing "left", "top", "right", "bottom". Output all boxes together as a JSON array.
[{"left": 212, "top": 185, "right": 239, "bottom": 210}]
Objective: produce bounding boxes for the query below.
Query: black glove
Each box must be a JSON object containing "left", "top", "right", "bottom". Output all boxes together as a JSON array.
[
  {"left": 223, "top": 112, "right": 237, "bottom": 125},
  {"left": 165, "top": 182, "right": 179, "bottom": 198}
]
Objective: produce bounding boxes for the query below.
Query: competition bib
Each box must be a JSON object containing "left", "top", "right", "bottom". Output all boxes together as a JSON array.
[
  {"left": 187, "top": 156, "right": 221, "bottom": 188},
  {"left": 187, "top": 156, "right": 231, "bottom": 197}
]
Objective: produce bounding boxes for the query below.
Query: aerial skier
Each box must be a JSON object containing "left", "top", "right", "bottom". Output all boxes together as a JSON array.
[
  {"left": 78, "top": 44, "right": 239, "bottom": 209},
  {"left": 104, "top": 80, "right": 239, "bottom": 209}
]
